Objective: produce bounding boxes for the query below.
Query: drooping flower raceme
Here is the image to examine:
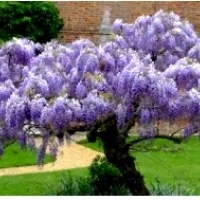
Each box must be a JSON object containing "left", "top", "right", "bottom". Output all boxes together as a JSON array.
[{"left": 164, "top": 58, "right": 200, "bottom": 91}]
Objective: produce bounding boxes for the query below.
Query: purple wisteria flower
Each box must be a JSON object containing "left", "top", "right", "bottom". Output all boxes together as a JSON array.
[
  {"left": 49, "top": 142, "right": 59, "bottom": 159},
  {"left": 139, "top": 108, "right": 155, "bottom": 124},
  {"left": 164, "top": 58, "right": 200, "bottom": 90},
  {"left": 112, "top": 10, "right": 198, "bottom": 71},
  {"left": 45, "top": 72, "right": 64, "bottom": 96},
  {"left": 112, "top": 19, "right": 123, "bottom": 35},
  {"left": 3, "top": 38, "right": 36, "bottom": 66},
  {"left": 30, "top": 97, "right": 47, "bottom": 124},
  {"left": 0, "top": 85, "right": 11, "bottom": 101},
  {"left": 51, "top": 97, "right": 73, "bottom": 131},
  {"left": 5, "top": 93, "right": 26, "bottom": 129},
  {"left": 75, "top": 82, "right": 88, "bottom": 99},
  {"left": 2, "top": 10, "right": 200, "bottom": 163},
  {"left": 0, "top": 143, "right": 3, "bottom": 156},
  {"left": 116, "top": 104, "right": 126, "bottom": 129},
  {"left": 22, "top": 74, "right": 49, "bottom": 97}
]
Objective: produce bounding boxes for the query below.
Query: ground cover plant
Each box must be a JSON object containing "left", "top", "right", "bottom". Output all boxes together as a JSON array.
[{"left": 1, "top": 10, "right": 200, "bottom": 195}]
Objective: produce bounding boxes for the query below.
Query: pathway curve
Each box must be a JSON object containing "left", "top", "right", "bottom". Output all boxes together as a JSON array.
[{"left": 0, "top": 136, "right": 104, "bottom": 177}]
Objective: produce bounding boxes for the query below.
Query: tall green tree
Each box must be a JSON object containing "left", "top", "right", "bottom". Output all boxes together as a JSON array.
[{"left": 0, "top": 2, "right": 63, "bottom": 43}]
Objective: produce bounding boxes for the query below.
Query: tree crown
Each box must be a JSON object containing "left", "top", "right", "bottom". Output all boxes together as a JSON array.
[{"left": 0, "top": 10, "right": 200, "bottom": 163}]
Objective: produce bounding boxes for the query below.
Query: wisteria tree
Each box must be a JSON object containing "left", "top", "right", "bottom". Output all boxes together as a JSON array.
[{"left": 1, "top": 10, "right": 200, "bottom": 195}]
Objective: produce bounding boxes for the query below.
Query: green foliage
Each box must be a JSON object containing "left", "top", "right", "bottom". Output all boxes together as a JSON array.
[
  {"left": 47, "top": 173, "right": 94, "bottom": 196},
  {"left": 48, "top": 156, "right": 130, "bottom": 196},
  {"left": 89, "top": 155, "right": 130, "bottom": 195},
  {"left": 150, "top": 179, "right": 194, "bottom": 196},
  {"left": 0, "top": 2, "right": 63, "bottom": 43}
]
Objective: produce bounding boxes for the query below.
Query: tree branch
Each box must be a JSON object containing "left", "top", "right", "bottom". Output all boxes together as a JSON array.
[
  {"left": 119, "top": 102, "right": 139, "bottom": 136},
  {"left": 126, "top": 134, "right": 183, "bottom": 149},
  {"left": 169, "top": 127, "right": 184, "bottom": 137},
  {"left": 3, "top": 140, "right": 16, "bottom": 149}
]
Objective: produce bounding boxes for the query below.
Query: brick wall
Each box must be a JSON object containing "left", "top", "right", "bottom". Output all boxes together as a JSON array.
[{"left": 55, "top": 1, "right": 200, "bottom": 44}]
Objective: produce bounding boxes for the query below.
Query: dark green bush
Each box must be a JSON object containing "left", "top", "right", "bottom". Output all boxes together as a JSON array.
[
  {"left": 0, "top": 2, "right": 63, "bottom": 43},
  {"left": 47, "top": 156, "right": 130, "bottom": 196},
  {"left": 89, "top": 155, "right": 130, "bottom": 195}
]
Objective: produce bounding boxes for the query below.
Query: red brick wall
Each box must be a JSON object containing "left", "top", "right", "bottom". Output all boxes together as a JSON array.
[{"left": 55, "top": 1, "right": 200, "bottom": 44}]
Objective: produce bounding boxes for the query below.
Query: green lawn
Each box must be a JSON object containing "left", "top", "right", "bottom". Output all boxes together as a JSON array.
[
  {"left": 0, "top": 142, "right": 54, "bottom": 168},
  {"left": 0, "top": 136, "right": 200, "bottom": 195},
  {"left": 0, "top": 167, "right": 89, "bottom": 195},
  {"left": 0, "top": 141, "right": 87, "bottom": 195},
  {"left": 79, "top": 136, "right": 200, "bottom": 195}
]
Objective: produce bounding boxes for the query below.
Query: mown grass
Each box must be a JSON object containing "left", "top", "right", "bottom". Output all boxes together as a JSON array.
[
  {"left": 0, "top": 167, "right": 89, "bottom": 195},
  {"left": 79, "top": 136, "right": 200, "bottom": 195},
  {"left": 0, "top": 142, "right": 54, "bottom": 169},
  {"left": 0, "top": 136, "right": 200, "bottom": 195}
]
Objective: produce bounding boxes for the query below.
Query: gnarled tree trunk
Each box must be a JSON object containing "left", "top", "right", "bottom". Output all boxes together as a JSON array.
[{"left": 88, "top": 114, "right": 150, "bottom": 195}]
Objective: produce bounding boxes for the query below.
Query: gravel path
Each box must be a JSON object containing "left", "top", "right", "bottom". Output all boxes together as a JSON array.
[{"left": 0, "top": 135, "right": 103, "bottom": 177}]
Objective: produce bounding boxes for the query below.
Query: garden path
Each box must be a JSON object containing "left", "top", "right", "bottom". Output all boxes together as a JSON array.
[{"left": 0, "top": 134, "right": 103, "bottom": 177}]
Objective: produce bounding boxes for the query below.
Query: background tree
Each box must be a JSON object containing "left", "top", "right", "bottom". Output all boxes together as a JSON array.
[
  {"left": 0, "top": 10, "right": 200, "bottom": 195},
  {"left": 0, "top": 1, "right": 63, "bottom": 43}
]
